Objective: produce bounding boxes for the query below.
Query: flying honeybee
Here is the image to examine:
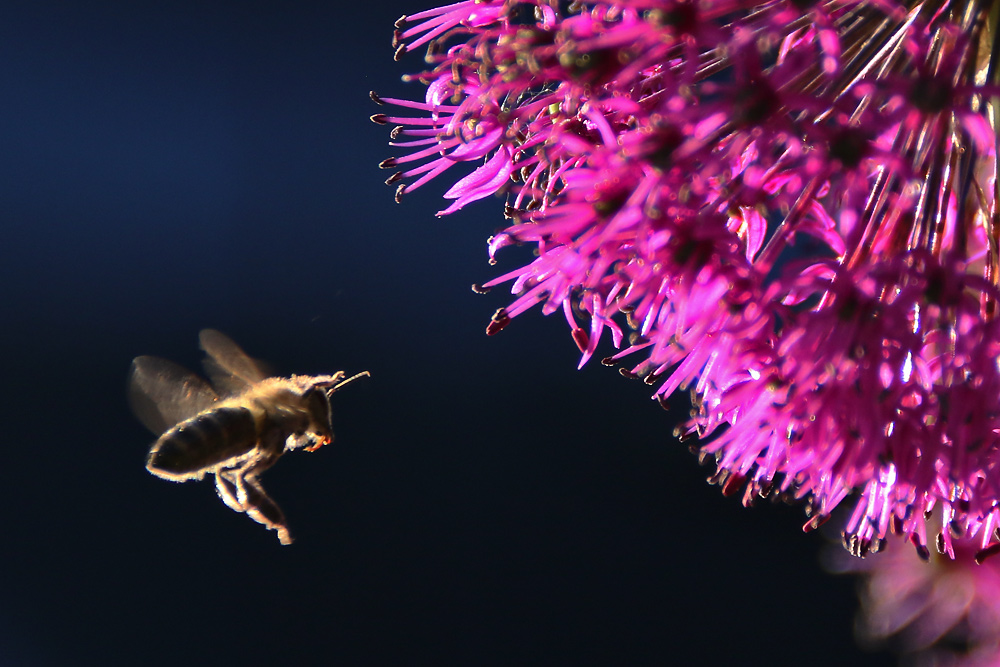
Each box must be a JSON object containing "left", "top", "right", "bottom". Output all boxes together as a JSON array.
[{"left": 129, "top": 329, "right": 369, "bottom": 545}]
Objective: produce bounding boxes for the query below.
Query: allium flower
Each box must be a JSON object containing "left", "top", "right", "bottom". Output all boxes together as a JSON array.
[
  {"left": 373, "top": 0, "right": 1000, "bottom": 560},
  {"left": 826, "top": 531, "right": 1000, "bottom": 665}
]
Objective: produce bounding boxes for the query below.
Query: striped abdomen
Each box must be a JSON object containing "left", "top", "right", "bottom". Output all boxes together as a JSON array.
[{"left": 147, "top": 407, "right": 258, "bottom": 479}]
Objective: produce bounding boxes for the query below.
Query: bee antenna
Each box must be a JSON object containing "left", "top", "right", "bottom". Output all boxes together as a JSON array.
[{"left": 328, "top": 370, "right": 371, "bottom": 395}]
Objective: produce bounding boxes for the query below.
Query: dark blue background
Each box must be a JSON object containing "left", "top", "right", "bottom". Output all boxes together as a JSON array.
[{"left": 0, "top": 3, "right": 888, "bottom": 665}]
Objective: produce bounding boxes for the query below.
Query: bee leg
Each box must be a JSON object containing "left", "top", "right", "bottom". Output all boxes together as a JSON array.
[
  {"left": 240, "top": 474, "right": 293, "bottom": 545},
  {"left": 212, "top": 458, "right": 292, "bottom": 545},
  {"left": 214, "top": 470, "right": 244, "bottom": 513}
]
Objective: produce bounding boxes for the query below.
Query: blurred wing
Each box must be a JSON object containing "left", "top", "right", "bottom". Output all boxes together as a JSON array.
[
  {"left": 198, "top": 329, "right": 270, "bottom": 395},
  {"left": 128, "top": 356, "right": 219, "bottom": 434}
]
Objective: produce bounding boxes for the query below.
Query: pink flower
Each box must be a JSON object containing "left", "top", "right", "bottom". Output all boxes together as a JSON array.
[
  {"left": 826, "top": 530, "right": 1000, "bottom": 665},
  {"left": 375, "top": 1, "right": 1000, "bottom": 560}
]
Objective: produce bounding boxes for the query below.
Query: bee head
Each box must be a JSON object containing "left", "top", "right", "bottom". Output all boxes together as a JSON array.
[
  {"left": 301, "top": 385, "right": 334, "bottom": 440},
  {"left": 291, "top": 371, "right": 368, "bottom": 453}
]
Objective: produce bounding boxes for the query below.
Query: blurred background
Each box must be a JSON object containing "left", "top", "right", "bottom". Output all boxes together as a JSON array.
[{"left": 0, "top": 2, "right": 889, "bottom": 665}]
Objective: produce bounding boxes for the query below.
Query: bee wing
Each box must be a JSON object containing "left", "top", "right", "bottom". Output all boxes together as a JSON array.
[
  {"left": 128, "top": 356, "right": 220, "bottom": 434},
  {"left": 198, "top": 329, "right": 270, "bottom": 395}
]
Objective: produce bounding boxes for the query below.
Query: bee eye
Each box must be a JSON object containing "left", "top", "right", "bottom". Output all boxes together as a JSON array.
[{"left": 303, "top": 387, "right": 332, "bottom": 425}]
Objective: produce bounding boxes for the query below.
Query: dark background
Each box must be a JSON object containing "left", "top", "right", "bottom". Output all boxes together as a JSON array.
[{"left": 0, "top": 2, "right": 889, "bottom": 665}]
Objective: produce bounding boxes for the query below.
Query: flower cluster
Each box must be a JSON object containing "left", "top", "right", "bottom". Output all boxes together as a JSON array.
[{"left": 374, "top": 0, "right": 1000, "bottom": 560}]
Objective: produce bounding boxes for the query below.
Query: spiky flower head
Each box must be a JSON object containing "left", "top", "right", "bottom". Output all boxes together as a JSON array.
[{"left": 374, "top": 0, "right": 1000, "bottom": 560}]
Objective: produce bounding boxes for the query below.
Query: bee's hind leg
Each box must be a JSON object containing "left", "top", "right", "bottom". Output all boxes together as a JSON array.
[
  {"left": 241, "top": 474, "right": 292, "bottom": 545},
  {"left": 215, "top": 469, "right": 244, "bottom": 513},
  {"left": 214, "top": 463, "right": 292, "bottom": 545}
]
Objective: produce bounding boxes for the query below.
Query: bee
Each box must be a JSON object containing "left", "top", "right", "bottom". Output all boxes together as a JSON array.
[{"left": 128, "top": 329, "right": 369, "bottom": 545}]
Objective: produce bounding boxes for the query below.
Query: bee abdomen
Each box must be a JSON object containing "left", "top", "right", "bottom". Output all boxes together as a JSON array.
[{"left": 147, "top": 407, "right": 258, "bottom": 480}]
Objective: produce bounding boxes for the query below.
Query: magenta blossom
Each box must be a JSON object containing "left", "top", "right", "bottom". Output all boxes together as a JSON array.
[
  {"left": 374, "top": 0, "right": 1000, "bottom": 560},
  {"left": 826, "top": 529, "right": 1000, "bottom": 665}
]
